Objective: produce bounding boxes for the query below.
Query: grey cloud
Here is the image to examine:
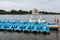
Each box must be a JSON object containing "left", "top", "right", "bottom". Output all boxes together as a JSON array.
[{"left": 0, "top": 0, "right": 60, "bottom": 12}]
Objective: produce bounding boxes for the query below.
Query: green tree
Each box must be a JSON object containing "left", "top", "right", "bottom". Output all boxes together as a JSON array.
[
  {"left": 10, "top": 10, "right": 18, "bottom": 14},
  {"left": 18, "top": 10, "right": 22, "bottom": 14}
]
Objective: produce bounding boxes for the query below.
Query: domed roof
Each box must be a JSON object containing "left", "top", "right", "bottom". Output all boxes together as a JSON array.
[{"left": 32, "top": 8, "right": 39, "bottom": 14}]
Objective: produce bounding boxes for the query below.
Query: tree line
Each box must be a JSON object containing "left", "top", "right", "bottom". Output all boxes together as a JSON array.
[
  {"left": 0, "top": 9, "right": 60, "bottom": 14},
  {"left": 0, "top": 9, "right": 32, "bottom": 14},
  {"left": 39, "top": 11, "right": 60, "bottom": 14}
]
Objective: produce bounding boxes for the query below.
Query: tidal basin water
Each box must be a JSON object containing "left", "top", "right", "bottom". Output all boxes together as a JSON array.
[{"left": 0, "top": 15, "right": 60, "bottom": 40}]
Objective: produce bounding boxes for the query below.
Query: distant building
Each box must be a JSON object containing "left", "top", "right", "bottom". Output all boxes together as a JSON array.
[{"left": 32, "top": 9, "right": 39, "bottom": 14}]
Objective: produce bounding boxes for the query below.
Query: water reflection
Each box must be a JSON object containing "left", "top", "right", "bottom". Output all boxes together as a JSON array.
[
  {"left": 33, "top": 29, "right": 59, "bottom": 40},
  {"left": 0, "top": 29, "right": 59, "bottom": 40}
]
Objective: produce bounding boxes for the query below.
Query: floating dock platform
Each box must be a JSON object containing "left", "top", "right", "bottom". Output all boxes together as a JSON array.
[
  {"left": 49, "top": 25, "right": 59, "bottom": 29},
  {"left": 47, "top": 22, "right": 59, "bottom": 30}
]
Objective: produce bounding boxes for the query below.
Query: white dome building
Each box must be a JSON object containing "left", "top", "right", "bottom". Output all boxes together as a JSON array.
[{"left": 32, "top": 9, "right": 39, "bottom": 14}]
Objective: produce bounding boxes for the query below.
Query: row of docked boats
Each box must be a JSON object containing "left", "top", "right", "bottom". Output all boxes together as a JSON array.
[
  {"left": 0, "top": 18, "right": 59, "bottom": 33},
  {"left": 0, "top": 19, "right": 50, "bottom": 33}
]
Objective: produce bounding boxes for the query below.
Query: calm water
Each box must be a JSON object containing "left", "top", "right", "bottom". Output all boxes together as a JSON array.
[{"left": 0, "top": 15, "right": 60, "bottom": 40}]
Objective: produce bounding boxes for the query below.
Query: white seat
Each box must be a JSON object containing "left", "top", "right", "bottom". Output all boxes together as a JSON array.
[{"left": 29, "top": 19, "right": 36, "bottom": 22}]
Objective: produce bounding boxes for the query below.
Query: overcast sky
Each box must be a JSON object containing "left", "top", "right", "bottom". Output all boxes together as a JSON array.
[{"left": 0, "top": 0, "right": 60, "bottom": 12}]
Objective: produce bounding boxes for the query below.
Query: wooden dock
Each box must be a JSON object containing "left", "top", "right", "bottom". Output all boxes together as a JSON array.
[{"left": 49, "top": 25, "right": 59, "bottom": 30}]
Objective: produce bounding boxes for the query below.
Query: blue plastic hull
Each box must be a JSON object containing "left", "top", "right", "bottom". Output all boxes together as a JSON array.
[{"left": 0, "top": 20, "right": 50, "bottom": 33}]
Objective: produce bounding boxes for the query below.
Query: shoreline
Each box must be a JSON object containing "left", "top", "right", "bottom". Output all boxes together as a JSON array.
[{"left": 0, "top": 14, "right": 60, "bottom": 15}]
